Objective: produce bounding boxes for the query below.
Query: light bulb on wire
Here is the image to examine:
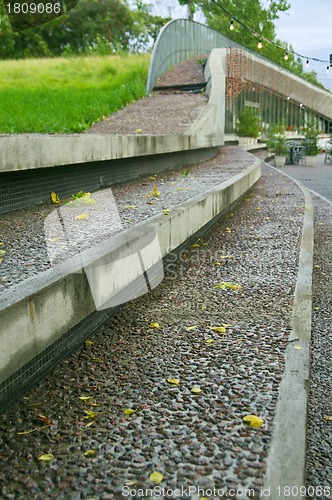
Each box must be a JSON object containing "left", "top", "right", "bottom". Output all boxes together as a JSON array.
[
  {"left": 306, "top": 59, "right": 309, "bottom": 68},
  {"left": 327, "top": 66, "right": 330, "bottom": 74},
  {"left": 284, "top": 51, "right": 289, "bottom": 61},
  {"left": 229, "top": 17, "right": 234, "bottom": 30},
  {"left": 257, "top": 36, "right": 263, "bottom": 50}
]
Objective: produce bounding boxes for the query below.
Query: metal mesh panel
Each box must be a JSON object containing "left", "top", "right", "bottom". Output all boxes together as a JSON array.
[{"left": 0, "top": 147, "right": 218, "bottom": 214}]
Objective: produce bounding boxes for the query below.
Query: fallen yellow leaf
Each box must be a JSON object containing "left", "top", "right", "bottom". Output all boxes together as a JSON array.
[
  {"left": 85, "top": 341, "right": 94, "bottom": 346},
  {"left": 219, "top": 255, "right": 233, "bottom": 259},
  {"left": 167, "top": 378, "right": 180, "bottom": 385},
  {"left": 84, "top": 450, "right": 97, "bottom": 457},
  {"left": 147, "top": 201, "right": 156, "bottom": 205},
  {"left": 79, "top": 396, "right": 94, "bottom": 401},
  {"left": 38, "top": 453, "right": 54, "bottom": 462},
  {"left": 0, "top": 250, "right": 6, "bottom": 255},
  {"left": 124, "top": 408, "right": 137, "bottom": 416},
  {"left": 163, "top": 209, "right": 170, "bottom": 215},
  {"left": 205, "top": 339, "right": 214, "bottom": 344},
  {"left": 215, "top": 261, "right": 221, "bottom": 266},
  {"left": 323, "top": 416, "right": 332, "bottom": 421},
  {"left": 185, "top": 325, "right": 197, "bottom": 331},
  {"left": 207, "top": 326, "right": 226, "bottom": 334},
  {"left": 84, "top": 410, "right": 97, "bottom": 419},
  {"left": 149, "top": 471, "right": 163, "bottom": 484},
  {"left": 17, "top": 424, "right": 50, "bottom": 435},
  {"left": 149, "top": 322, "right": 160, "bottom": 329},
  {"left": 51, "top": 191, "right": 60, "bottom": 204},
  {"left": 124, "top": 205, "right": 137, "bottom": 209},
  {"left": 243, "top": 415, "right": 264, "bottom": 428},
  {"left": 191, "top": 387, "right": 202, "bottom": 394},
  {"left": 135, "top": 128, "right": 142, "bottom": 133},
  {"left": 152, "top": 185, "right": 160, "bottom": 197},
  {"left": 225, "top": 227, "right": 231, "bottom": 232},
  {"left": 0, "top": 242, "right": 4, "bottom": 246},
  {"left": 47, "top": 237, "right": 61, "bottom": 243},
  {"left": 294, "top": 345, "right": 302, "bottom": 350},
  {"left": 75, "top": 213, "right": 89, "bottom": 220},
  {"left": 214, "top": 282, "right": 242, "bottom": 290}
]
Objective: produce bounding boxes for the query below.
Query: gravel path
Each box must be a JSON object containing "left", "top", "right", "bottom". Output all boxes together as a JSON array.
[
  {"left": 0, "top": 164, "right": 306, "bottom": 499},
  {"left": 0, "top": 147, "right": 257, "bottom": 294},
  {"left": 306, "top": 194, "right": 332, "bottom": 492}
]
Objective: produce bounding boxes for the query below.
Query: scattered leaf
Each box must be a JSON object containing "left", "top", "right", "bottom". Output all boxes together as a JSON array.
[
  {"left": 219, "top": 255, "right": 234, "bottom": 259},
  {"left": 185, "top": 325, "right": 197, "bottom": 331},
  {"left": 163, "top": 209, "right": 170, "bottom": 215},
  {"left": 294, "top": 345, "right": 302, "bottom": 350},
  {"left": 167, "top": 378, "right": 180, "bottom": 385},
  {"left": 51, "top": 192, "right": 60, "bottom": 204},
  {"left": 17, "top": 425, "right": 50, "bottom": 435},
  {"left": 37, "top": 414, "right": 51, "bottom": 425},
  {"left": 191, "top": 387, "right": 202, "bottom": 394},
  {"left": 148, "top": 176, "right": 156, "bottom": 181},
  {"left": 149, "top": 322, "right": 160, "bottom": 329},
  {"left": 85, "top": 340, "right": 94, "bottom": 346},
  {"left": 147, "top": 201, "right": 156, "bottom": 205},
  {"left": 84, "top": 410, "right": 97, "bottom": 419},
  {"left": 207, "top": 326, "right": 226, "bottom": 334},
  {"left": 205, "top": 339, "right": 214, "bottom": 344},
  {"left": 152, "top": 185, "right": 160, "bottom": 197},
  {"left": 214, "top": 282, "right": 242, "bottom": 290},
  {"left": 323, "top": 416, "right": 332, "bottom": 422},
  {"left": 79, "top": 396, "right": 94, "bottom": 401},
  {"left": 85, "top": 421, "right": 95, "bottom": 428},
  {"left": 149, "top": 471, "right": 163, "bottom": 484},
  {"left": 0, "top": 250, "right": 6, "bottom": 255},
  {"left": 47, "top": 237, "right": 61, "bottom": 243},
  {"left": 243, "top": 415, "right": 264, "bottom": 428},
  {"left": 225, "top": 227, "right": 231, "bottom": 233},
  {"left": 192, "top": 243, "right": 200, "bottom": 248},
  {"left": 74, "top": 213, "right": 89, "bottom": 220},
  {"left": 0, "top": 258, "right": 3, "bottom": 264},
  {"left": 84, "top": 450, "right": 97, "bottom": 457},
  {"left": 124, "top": 205, "right": 137, "bottom": 209},
  {"left": 0, "top": 242, "right": 4, "bottom": 246},
  {"left": 38, "top": 453, "right": 54, "bottom": 462},
  {"left": 124, "top": 408, "right": 137, "bottom": 416},
  {"left": 135, "top": 128, "right": 142, "bottom": 133},
  {"left": 215, "top": 261, "right": 221, "bottom": 266}
]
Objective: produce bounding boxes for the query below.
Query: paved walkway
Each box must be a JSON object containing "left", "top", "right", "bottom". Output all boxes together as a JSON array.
[{"left": 278, "top": 153, "right": 332, "bottom": 201}]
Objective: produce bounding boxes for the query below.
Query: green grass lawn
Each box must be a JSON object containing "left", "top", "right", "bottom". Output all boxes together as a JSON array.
[{"left": 0, "top": 53, "right": 150, "bottom": 133}]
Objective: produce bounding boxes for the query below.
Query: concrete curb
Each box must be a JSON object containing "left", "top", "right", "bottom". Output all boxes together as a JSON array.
[
  {"left": 263, "top": 164, "right": 314, "bottom": 499},
  {"left": 0, "top": 160, "right": 261, "bottom": 392}
]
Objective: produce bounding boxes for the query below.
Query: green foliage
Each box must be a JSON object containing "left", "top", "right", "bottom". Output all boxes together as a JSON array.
[
  {"left": 265, "top": 123, "right": 288, "bottom": 155},
  {"left": 303, "top": 118, "right": 320, "bottom": 156},
  {"left": 0, "top": 54, "right": 150, "bottom": 133},
  {"left": 195, "top": 0, "right": 325, "bottom": 89},
  {"left": 0, "top": 0, "right": 166, "bottom": 58},
  {"left": 236, "top": 108, "right": 260, "bottom": 138}
]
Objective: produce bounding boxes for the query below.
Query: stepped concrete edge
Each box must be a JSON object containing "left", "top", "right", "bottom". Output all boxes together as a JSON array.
[{"left": 0, "top": 159, "right": 261, "bottom": 386}]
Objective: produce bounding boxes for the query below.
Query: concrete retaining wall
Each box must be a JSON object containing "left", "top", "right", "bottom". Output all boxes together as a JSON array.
[{"left": 0, "top": 159, "right": 261, "bottom": 387}]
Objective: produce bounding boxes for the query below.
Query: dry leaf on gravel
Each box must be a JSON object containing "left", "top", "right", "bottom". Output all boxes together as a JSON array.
[
  {"left": 51, "top": 192, "right": 60, "bottom": 204},
  {"left": 167, "top": 378, "right": 180, "bottom": 385},
  {"left": 149, "top": 471, "right": 163, "bottom": 484},
  {"left": 191, "top": 387, "right": 202, "bottom": 394},
  {"left": 207, "top": 326, "right": 226, "bottom": 334},
  {"left": 84, "top": 450, "right": 97, "bottom": 457},
  {"left": 149, "top": 322, "right": 160, "bottom": 329},
  {"left": 74, "top": 213, "right": 89, "bottom": 220},
  {"left": 214, "top": 282, "right": 242, "bottom": 290},
  {"left": 243, "top": 415, "right": 264, "bottom": 428},
  {"left": 124, "top": 409, "right": 137, "bottom": 416},
  {"left": 38, "top": 453, "right": 54, "bottom": 462}
]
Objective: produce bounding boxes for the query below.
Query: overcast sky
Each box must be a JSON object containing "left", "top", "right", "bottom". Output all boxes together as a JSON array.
[{"left": 141, "top": 0, "right": 332, "bottom": 92}]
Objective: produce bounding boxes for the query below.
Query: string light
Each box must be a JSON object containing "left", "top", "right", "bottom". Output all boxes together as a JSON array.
[
  {"left": 306, "top": 59, "right": 309, "bottom": 68},
  {"left": 209, "top": 0, "right": 331, "bottom": 73},
  {"left": 327, "top": 66, "right": 330, "bottom": 74}
]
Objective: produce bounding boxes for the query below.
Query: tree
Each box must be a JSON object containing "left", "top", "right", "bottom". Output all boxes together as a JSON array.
[{"left": 178, "top": 0, "right": 196, "bottom": 21}]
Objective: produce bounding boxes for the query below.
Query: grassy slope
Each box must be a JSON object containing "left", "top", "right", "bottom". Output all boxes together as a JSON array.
[{"left": 0, "top": 53, "right": 150, "bottom": 133}]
